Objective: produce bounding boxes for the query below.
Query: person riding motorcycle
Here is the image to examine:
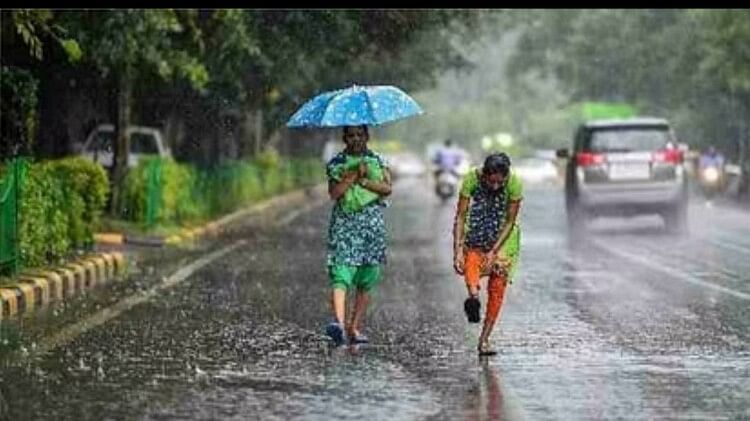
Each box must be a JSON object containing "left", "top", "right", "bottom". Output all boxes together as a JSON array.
[
  {"left": 433, "top": 139, "right": 469, "bottom": 201},
  {"left": 698, "top": 146, "right": 726, "bottom": 197},
  {"left": 433, "top": 139, "right": 465, "bottom": 177}
]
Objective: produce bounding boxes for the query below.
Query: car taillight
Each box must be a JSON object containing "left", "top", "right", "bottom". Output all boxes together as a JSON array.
[
  {"left": 652, "top": 149, "right": 683, "bottom": 164},
  {"left": 576, "top": 152, "right": 606, "bottom": 167}
]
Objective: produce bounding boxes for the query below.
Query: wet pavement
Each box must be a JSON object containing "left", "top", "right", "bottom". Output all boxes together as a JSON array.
[{"left": 1, "top": 177, "right": 749, "bottom": 420}]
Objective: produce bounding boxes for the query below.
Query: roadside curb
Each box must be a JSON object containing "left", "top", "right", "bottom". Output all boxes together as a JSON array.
[
  {"left": 96, "top": 184, "right": 326, "bottom": 248},
  {"left": 0, "top": 251, "right": 127, "bottom": 320}
]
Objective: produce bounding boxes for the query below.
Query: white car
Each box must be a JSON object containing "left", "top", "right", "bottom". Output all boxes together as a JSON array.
[
  {"left": 80, "top": 124, "right": 172, "bottom": 169},
  {"left": 513, "top": 157, "right": 560, "bottom": 185}
]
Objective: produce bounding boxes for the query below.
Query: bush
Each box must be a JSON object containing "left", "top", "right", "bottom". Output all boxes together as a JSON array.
[
  {"left": 121, "top": 156, "right": 204, "bottom": 225},
  {"left": 160, "top": 159, "right": 203, "bottom": 223},
  {"left": 18, "top": 161, "right": 68, "bottom": 267},
  {"left": 208, "top": 161, "right": 265, "bottom": 215},
  {"left": 15, "top": 157, "right": 110, "bottom": 268},
  {"left": 120, "top": 153, "right": 326, "bottom": 228},
  {"left": 49, "top": 157, "right": 109, "bottom": 248}
]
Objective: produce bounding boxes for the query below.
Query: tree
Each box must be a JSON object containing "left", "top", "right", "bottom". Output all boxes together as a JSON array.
[
  {"left": 508, "top": 10, "right": 749, "bottom": 152},
  {"left": 1, "top": 9, "right": 81, "bottom": 157},
  {"left": 57, "top": 10, "right": 209, "bottom": 213}
]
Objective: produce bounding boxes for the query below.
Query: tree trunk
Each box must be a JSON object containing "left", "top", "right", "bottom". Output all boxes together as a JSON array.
[
  {"left": 109, "top": 71, "right": 133, "bottom": 216},
  {"left": 254, "top": 108, "right": 263, "bottom": 155}
]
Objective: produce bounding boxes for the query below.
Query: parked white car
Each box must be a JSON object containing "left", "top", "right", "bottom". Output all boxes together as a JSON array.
[{"left": 79, "top": 124, "right": 171, "bottom": 169}]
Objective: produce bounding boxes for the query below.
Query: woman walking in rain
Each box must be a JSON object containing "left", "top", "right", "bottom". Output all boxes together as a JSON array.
[
  {"left": 452, "top": 152, "right": 523, "bottom": 356},
  {"left": 325, "top": 124, "right": 392, "bottom": 346}
]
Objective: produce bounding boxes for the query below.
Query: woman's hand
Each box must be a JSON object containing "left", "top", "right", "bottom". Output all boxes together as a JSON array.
[
  {"left": 342, "top": 170, "right": 359, "bottom": 183},
  {"left": 358, "top": 161, "right": 368, "bottom": 178},
  {"left": 453, "top": 250, "right": 465, "bottom": 275},
  {"left": 329, "top": 170, "right": 360, "bottom": 200},
  {"left": 483, "top": 250, "right": 497, "bottom": 272}
]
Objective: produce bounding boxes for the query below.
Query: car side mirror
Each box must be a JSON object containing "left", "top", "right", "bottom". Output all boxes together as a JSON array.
[{"left": 556, "top": 148, "right": 570, "bottom": 159}]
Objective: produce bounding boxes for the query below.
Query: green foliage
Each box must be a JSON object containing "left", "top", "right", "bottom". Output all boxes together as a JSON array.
[
  {"left": 161, "top": 158, "right": 202, "bottom": 223},
  {"left": 506, "top": 9, "right": 750, "bottom": 158},
  {"left": 60, "top": 38, "right": 82, "bottom": 63},
  {"left": 51, "top": 157, "right": 109, "bottom": 247},
  {"left": 16, "top": 158, "right": 110, "bottom": 268},
  {"left": 19, "top": 162, "right": 68, "bottom": 267},
  {"left": 11, "top": 9, "right": 53, "bottom": 60},
  {"left": 1, "top": 66, "right": 39, "bottom": 156},
  {"left": 121, "top": 155, "right": 326, "bottom": 228},
  {"left": 254, "top": 147, "right": 281, "bottom": 171},
  {"left": 6, "top": 9, "right": 83, "bottom": 63},
  {"left": 58, "top": 10, "right": 209, "bottom": 90},
  {"left": 121, "top": 156, "right": 202, "bottom": 225},
  {"left": 392, "top": 10, "right": 749, "bottom": 163}
]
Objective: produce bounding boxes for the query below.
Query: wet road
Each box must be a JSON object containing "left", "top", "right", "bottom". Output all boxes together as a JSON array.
[{"left": 1, "top": 177, "right": 749, "bottom": 420}]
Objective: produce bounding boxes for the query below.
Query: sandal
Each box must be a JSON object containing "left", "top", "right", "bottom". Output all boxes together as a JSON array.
[
  {"left": 464, "top": 295, "right": 481, "bottom": 323},
  {"left": 325, "top": 322, "right": 345, "bottom": 346},
  {"left": 477, "top": 340, "right": 498, "bottom": 356}
]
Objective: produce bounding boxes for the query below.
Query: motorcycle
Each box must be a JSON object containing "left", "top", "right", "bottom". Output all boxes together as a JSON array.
[
  {"left": 435, "top": 169, "right": 460, "bottom": 202},
  {"left": 434, "top": 159, "right": 470, "bottom": 203}
]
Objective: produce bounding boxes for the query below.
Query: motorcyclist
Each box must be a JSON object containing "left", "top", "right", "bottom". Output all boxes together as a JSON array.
[
  {"left": 698, "top": 146, "right": 726, "bottom": 196},
  {"left": 433, "top": 139, "right": 466, "bottom": 178},
  {"left": 699, "top": 146, "right": 725, "bottom": 170}
]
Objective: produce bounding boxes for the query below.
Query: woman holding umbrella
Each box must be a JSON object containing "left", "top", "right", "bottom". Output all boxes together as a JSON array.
[
  {"left": 287, "top": 85, "right": 423, "bottom": 346},
  {"left": 324, "top": 124, "right": 392, "bottom": 346}
]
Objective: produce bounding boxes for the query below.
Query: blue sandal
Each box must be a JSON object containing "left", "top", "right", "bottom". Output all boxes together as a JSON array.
[{"left": 325, "top": 322, "right": 345, "bottom": 346}]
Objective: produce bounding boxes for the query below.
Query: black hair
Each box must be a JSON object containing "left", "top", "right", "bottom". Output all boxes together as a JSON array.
[
  {"left": 342, "top": 125, "right": 369, "bottom": 138},
  {"left": 444, "top": 138, "right": 453, "bottom": 146},
  {"left": 482, "top": 153, "right": 511, "bottom": 177}
]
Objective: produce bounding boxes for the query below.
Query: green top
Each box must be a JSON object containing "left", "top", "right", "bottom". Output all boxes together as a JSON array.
[
  {"left": 458, "top": 166, "right": 523, "bottom": 251},
  {"left": 459, "top": 167, "right": 523, "bottom": 201},
  {"left": 458, "top": 166, "right": 523, "bottom": 281},
  {"left": 327, "top": 151, "right": 386, "bottom": 214}
]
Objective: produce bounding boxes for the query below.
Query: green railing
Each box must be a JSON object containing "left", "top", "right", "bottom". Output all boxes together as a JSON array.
[
  {"left": 121, "top": 155, "right": 325, "bottom": 229},
  {"left": 145, "top": 158, "right": 162, "bottom": 229},
  {"left": 0, "top": 158, "right": 27, "bottom": 276}
]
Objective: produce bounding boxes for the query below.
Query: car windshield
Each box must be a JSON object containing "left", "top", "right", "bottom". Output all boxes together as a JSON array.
[
  {"left": 131, "top": 133, "right": 159, "bottom": 154},
  {"left": 587, "top": 127, "right": 671, "bottom": 152},
  {"left": 91, "top": 131, "right": 114, "bottom": 152}
]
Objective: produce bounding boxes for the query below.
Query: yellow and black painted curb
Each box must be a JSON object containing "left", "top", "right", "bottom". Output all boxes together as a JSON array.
[{"left": 0, "top": 252, "right": 127, "bottom": 320}]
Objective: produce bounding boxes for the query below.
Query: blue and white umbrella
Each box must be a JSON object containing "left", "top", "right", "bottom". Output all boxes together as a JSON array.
[{"left": 286, "top": 84, "right": 423, "bottom": 128}]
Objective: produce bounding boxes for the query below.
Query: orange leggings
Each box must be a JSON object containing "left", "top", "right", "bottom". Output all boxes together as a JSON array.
[{"left": 464, "top": 249, "right": 508, "bottom": 326}]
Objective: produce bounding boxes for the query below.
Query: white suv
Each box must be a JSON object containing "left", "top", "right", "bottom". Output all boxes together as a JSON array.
[{"left": 557, "top": 118, "right": 689, "bottom": 233}]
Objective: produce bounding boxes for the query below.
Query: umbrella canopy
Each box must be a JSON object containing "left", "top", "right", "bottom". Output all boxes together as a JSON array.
[{"left": 286, "top": 84, "right": 423, "bottom": 128}]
